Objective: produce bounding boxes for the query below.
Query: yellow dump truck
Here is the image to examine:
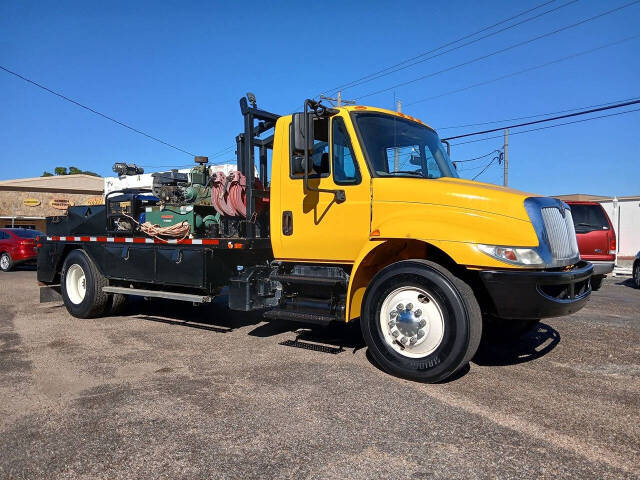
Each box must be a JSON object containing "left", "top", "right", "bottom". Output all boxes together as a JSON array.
[{"left": 38, "top": 96, "right": 593, "bottom": 383}]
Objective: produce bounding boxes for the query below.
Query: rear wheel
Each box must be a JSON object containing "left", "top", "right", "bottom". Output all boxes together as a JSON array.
[
  {"left": 0, "top": 253, "right": 13, "bottom": 272},
  {"left": 633, "top": 261, "right": 640, "bottom": 289},
  {"left": 61, "top": 250, "right": 109, "bottom": 318},
  {"left": 361, "top": 260, "right": 482, "bottom": 383},
  {"left": 591, "top": 275, "right": 604, "bottom": 291}
]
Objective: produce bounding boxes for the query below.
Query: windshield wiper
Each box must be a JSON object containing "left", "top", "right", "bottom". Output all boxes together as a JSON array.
[
  {"left": 577, "top": 222, "right": 601, "bottom": 229},
  {"left": 391, "top": 170, "right": 423, "bottom": 176}
]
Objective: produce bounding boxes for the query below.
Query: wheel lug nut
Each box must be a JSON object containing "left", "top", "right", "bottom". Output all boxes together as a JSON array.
[
  {"left": 409, "top": 336, "right": 417, "bottom": 345},
  {"left": 417, "top": 329, "right": 425, "bottom": 338},
  {"left": 418, "top": 319, "right": 427, "bottom": 328},
  {"left": 392, "top": 330, "right": 400, "bottom": 338},
  {"left": 396, "top": 304, "right": 404, "bottom": 311},
  {"left": 400, "top": 337, "right": 408, "bottom": 345},
  {"left": 388, "top": 320, "right": 396, "bottom": 328},
  {"left": 414, "top": 309, "right": 422, "bottom": 317},
  {"left": 390, "top": 311, "right": 398, "bottom": 318},
  {"left": 406, "top": 303, "right": 413, "bottom": 311}
]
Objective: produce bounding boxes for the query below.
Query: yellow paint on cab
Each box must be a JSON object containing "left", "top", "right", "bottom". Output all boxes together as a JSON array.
[{"left": 269, "top": 106, "right": 543, "bottom": 321}]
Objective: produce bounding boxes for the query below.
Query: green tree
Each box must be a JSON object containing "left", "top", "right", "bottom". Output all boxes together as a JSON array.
[
  {"left": 54, "top": 167, "right": 68, "bottom": 175},
  {"left": 41, "top": 171, "right": 53, "bottom": 177},
  {"left": 68, "top": 166, "right": 83, "bottom": 175}
]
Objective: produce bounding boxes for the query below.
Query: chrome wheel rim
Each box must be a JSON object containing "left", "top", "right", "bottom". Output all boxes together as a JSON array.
[
  {"left": 0, "top": 255, "right": 9, "bottom": 270},
  {"left": 66, "top": 264, "right": 87, "bottom": 304},
  {"left": 379, "top": 286, "right": 445, "bottom": 358}
]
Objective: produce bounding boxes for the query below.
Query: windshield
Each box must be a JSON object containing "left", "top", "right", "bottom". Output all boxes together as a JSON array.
[
  {"left": 570, "top": 204, "right": 610, "bottom": 232},
  {"left": 353, "top": 112, "right": 458, "bottom": 179},
  {"left": 11, "top": 229, "right": 44, "bottom": 238}
]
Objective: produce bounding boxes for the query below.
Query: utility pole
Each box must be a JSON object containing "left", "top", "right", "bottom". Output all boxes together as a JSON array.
[
  {"left": 319, "top": 90, "right": 355, "bottom": 108},
  {"left": 503, "top": 128, "right": 509, "bottom": 187},
  {"left": 394, "top": 100, "right": 402, "bottom": 172}
]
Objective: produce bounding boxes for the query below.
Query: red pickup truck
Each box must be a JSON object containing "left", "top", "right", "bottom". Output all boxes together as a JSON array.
[{"left": 565, "top": 201, "right": 616, "bottom": 290}]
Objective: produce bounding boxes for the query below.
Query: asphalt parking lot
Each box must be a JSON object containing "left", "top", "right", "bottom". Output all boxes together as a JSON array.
[{"left": 1, "top": 269, "right": 639, "bottom": 479}]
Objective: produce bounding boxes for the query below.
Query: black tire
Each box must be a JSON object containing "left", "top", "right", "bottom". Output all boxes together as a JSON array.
[
  {"left": 1, "top": 252, "right": 14, "bottom": 272},
  {"left": 107, "top": 293, "right": 128, "bottom": 316},
  {"left": 591, "top": 275, "right": 604, "bottom": 291},
  {"left": 61, "top": 249, "right": 109, "bottom": 318},
  {"left": 361, "top": 260, "right": 482, "bottom": 383},
  {"left": 633, "top": 261, "right": 640, "bottom": 289}
]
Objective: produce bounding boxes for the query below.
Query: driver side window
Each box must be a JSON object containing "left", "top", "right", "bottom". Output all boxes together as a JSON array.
[{"left": 332, "top": 117, "right": 360, "bottom": 185}]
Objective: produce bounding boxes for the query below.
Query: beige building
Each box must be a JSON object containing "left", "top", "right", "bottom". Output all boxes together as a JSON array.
[{"left": 0, "top": 175, "right": 104, "bottom": 232}]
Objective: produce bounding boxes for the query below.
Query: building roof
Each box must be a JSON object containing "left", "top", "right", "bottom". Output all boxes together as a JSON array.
[
  {"left": 554, "top": 193, "right": 612, "bottom": 202},
  {"left": 0, "top": 174, "right": 104, "bottom": 194},
  {"left": 555, "top": 193, "right": 640, "bottom": 202}
]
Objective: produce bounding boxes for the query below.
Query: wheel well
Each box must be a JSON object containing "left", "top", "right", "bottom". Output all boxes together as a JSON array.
[{"left": 348, "top": 239, "right": 463, "bottom": 321}]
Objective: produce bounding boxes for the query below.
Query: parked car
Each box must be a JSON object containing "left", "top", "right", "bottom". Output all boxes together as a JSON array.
[
  {"left": 565, "top": 201, "right": 616, "bottom": 290},
  {"left": 633, "top": 251, "right": 640, "bottom": 289},
  {"left": 0, "top": 228, "right": 44, "bottom": 272}
]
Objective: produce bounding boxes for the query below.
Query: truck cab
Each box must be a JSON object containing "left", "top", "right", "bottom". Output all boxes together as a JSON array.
[{"left": 37, "top": 97, "right": 593, "bottom": 383}]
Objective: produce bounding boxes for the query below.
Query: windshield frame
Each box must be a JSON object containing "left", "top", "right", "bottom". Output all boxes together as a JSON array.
[{"left": 349, "top": 111, "right": 458, "bottom": 180}]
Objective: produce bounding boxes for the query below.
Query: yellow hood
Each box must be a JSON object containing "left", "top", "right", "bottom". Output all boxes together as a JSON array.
[{"left": 372, "top": 177, "right": 536, "bottom": 222}]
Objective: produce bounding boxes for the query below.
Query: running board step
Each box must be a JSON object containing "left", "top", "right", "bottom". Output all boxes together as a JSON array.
[
  {"left": 102, "top": 286, "right": 212, "bottom": 303},
  {"left": 270, "top": 274, "right": 346, "bottom": 286},
  {"left": 263, "top": 309, "right": 337, "bottom": 326}
]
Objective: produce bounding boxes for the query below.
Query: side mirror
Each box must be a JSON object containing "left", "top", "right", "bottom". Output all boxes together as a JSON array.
[
  {"left": 292, "top": 154, "right": 313, "bottom": 175},
  {"left": 292, "top": 113, "right": 314, "bottom": 153}
]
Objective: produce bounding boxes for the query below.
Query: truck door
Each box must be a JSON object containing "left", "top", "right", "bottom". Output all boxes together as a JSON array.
[{"left": 275, "top": 113, "right": 371, "bottom": 263}]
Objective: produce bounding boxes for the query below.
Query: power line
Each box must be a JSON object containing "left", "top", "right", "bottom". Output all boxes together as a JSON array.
[
  {"left": 449, "top": 106, "right": 640, "bottom": 146},
  {"left": 443, "top": 99, "right": 640, "bottom": 140},
  {"left": 405, "top": 35, "right": 640, "bottom": 108},
  {"left": 321, "top": 0, "right": 575, "bottom": 96},
  {"left": 436, "top": 95, "right": 640, "bottom": 130},
  {"left": 355, "top": 0, "right": 640, "bottom": 101},
  {"left": 0, "top": 64, "right": 196, "bottom": 157},
  {"left": 472, "top": 153, "right": 503, "bottom": 180},
  {"left": 453, "top": 150, "right": 502, "bottom": 163}
]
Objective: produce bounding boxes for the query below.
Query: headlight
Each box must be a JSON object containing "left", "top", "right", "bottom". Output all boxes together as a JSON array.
[{"left": 477, "top": 244, "right": 544, "bottom": 266}]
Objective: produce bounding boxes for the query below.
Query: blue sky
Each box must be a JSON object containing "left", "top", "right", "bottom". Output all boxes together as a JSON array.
[{"left": 1, "top": 0, "right": 639, "bottom": 196}]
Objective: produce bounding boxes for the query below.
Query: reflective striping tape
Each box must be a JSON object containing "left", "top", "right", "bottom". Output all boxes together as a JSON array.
[{"left": 43, "top": 236, "right": 224, "bottom": 247}]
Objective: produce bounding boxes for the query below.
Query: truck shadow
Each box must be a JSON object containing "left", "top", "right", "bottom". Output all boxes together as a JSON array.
[
  {"left": 472, "top": 322, "right": 560, "bottom": 367},
  {"left": 616, "top": 277, "right": 637, "bottom": 289},
  {"left": 124, "top": 295, "right": 264, "bottom": 332}
]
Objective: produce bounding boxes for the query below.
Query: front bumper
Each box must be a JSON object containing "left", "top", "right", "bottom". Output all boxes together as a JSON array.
[
  {"left": 478, "top": 261, "right": 593, "bottom": 320},
  {"left": 588, "top": 260, "right": 615, "bottom": 276}
]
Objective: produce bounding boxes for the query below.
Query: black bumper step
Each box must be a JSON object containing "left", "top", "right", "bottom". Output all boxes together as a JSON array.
[
  {"left": 279, "top": 339, "right": 344, "bottom": 354},
  {"left": 263, "top": 309, "right": 336, "bottom": 326}
]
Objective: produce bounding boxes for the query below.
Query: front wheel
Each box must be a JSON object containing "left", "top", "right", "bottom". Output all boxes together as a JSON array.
[
  {"left": 633, "top": 261, "right": 640, "bottom": 289},
  {"left": 361, "top": 260, "right": 482, "bottom": 383}
]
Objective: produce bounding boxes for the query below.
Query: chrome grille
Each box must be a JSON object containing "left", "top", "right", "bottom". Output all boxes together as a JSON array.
[{"left": 541, "top": 207, "right": 579, "bottom": 261}]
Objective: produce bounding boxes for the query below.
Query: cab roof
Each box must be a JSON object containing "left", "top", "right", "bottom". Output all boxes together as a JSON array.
[{"left": 341, "top": 105, "right": 433, "bottom": 130}]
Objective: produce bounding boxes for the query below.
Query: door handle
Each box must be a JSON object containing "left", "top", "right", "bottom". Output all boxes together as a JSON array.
[{"left": 282, "top": 211, "right": 293, "bottom": 236}]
